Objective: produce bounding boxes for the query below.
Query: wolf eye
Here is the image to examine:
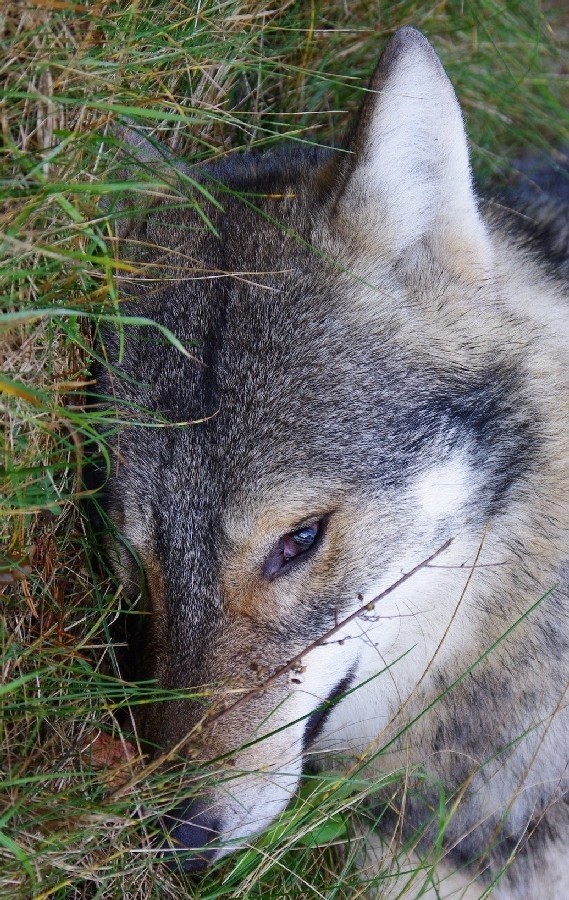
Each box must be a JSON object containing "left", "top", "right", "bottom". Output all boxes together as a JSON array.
[
  {"left": 285, "top": 524, "right": 319, "bottom": 556},
  {"left": 263, "top": 520, "right": 324, "bottom": 581}
]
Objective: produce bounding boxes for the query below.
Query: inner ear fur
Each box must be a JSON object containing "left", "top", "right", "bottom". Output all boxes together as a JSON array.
[{"left": 332, "top": 27, "right": 492, "bottom": 280}]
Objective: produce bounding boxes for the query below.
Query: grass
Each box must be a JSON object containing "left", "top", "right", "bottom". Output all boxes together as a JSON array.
[{"left": 1, "top": 0, "right": 568, "bottom": 897}]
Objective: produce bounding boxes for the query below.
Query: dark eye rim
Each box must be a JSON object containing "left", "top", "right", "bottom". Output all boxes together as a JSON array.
[{"left": 262, "top": 515, "right": 328, "bottom": 582}]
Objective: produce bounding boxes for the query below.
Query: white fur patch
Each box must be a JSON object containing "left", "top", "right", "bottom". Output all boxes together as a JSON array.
[
  {"left": 308, "top": 453, "right": 482, "bottom": 758},
  {"left": 414, "top": 453, "right": 473, "bottom": 522}
]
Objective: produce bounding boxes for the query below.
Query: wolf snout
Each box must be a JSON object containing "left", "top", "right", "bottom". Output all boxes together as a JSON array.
[{"left": 159, "top": 798, "right": 221, "bottom": 872}]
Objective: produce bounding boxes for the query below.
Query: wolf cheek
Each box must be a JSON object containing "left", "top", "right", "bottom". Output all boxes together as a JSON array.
[{"left": 98, "top": 24, "right": 569, "bottom": 899}]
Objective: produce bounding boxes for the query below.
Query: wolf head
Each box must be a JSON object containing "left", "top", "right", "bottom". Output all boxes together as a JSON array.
[{"left": 99, "top": 27, "right": 546, "bottom": 868}]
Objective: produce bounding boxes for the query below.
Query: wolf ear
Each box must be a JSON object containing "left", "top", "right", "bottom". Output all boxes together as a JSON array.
[
  {"left": 108, "top": 125, "right": 180, "bottom": 238},
  {"left": 335, "top": 27, "right": 491, "bottom": 277}
]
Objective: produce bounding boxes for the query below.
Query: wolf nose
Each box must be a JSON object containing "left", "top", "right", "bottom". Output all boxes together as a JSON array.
[{"left": 160, "top": 799, "right": 221, "bottom": 872}]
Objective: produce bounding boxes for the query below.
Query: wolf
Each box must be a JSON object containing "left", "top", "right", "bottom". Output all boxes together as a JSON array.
[{"left": 96, "top": 26, "right": 569, "bottom": 899}]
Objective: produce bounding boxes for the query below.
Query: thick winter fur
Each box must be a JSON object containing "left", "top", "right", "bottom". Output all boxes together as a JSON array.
[{"left": 97, "top": 27, "right": 569, "bottom": 898}]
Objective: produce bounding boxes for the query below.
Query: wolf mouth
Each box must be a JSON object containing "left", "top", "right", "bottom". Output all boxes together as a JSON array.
[{"left": 303, "top": 667, "right": 357, "bottom": 751}]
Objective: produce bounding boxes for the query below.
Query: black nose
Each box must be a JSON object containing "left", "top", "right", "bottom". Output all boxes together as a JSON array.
[{"left": 160, "top": 799, "right": 221, "bottom": 872}]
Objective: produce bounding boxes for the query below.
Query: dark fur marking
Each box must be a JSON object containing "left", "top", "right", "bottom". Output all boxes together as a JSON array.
[
  {"left": 489, "top": 151, "right": 569, "bottom": 279},
  {"left": 303, "top": 667, "right": 356, "bottom": 751}
]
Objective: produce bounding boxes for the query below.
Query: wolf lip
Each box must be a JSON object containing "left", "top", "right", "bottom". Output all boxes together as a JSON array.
[{"left": 303, "top": 667, "right": 356, "bottom": 751}]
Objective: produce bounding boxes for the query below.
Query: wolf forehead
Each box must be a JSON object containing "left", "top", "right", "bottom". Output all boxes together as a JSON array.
[{"left": 102, "top": 146, "right": 535, "bottom": 523}]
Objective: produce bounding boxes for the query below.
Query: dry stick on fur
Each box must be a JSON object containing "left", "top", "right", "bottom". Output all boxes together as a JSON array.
[{"left": 110, "top": 537, "right": 453, "bottom": 800}]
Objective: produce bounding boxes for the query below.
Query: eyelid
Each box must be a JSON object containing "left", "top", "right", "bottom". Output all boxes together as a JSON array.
[{"left": 290, "top": 513, "right": 327, "bottom": 533}]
